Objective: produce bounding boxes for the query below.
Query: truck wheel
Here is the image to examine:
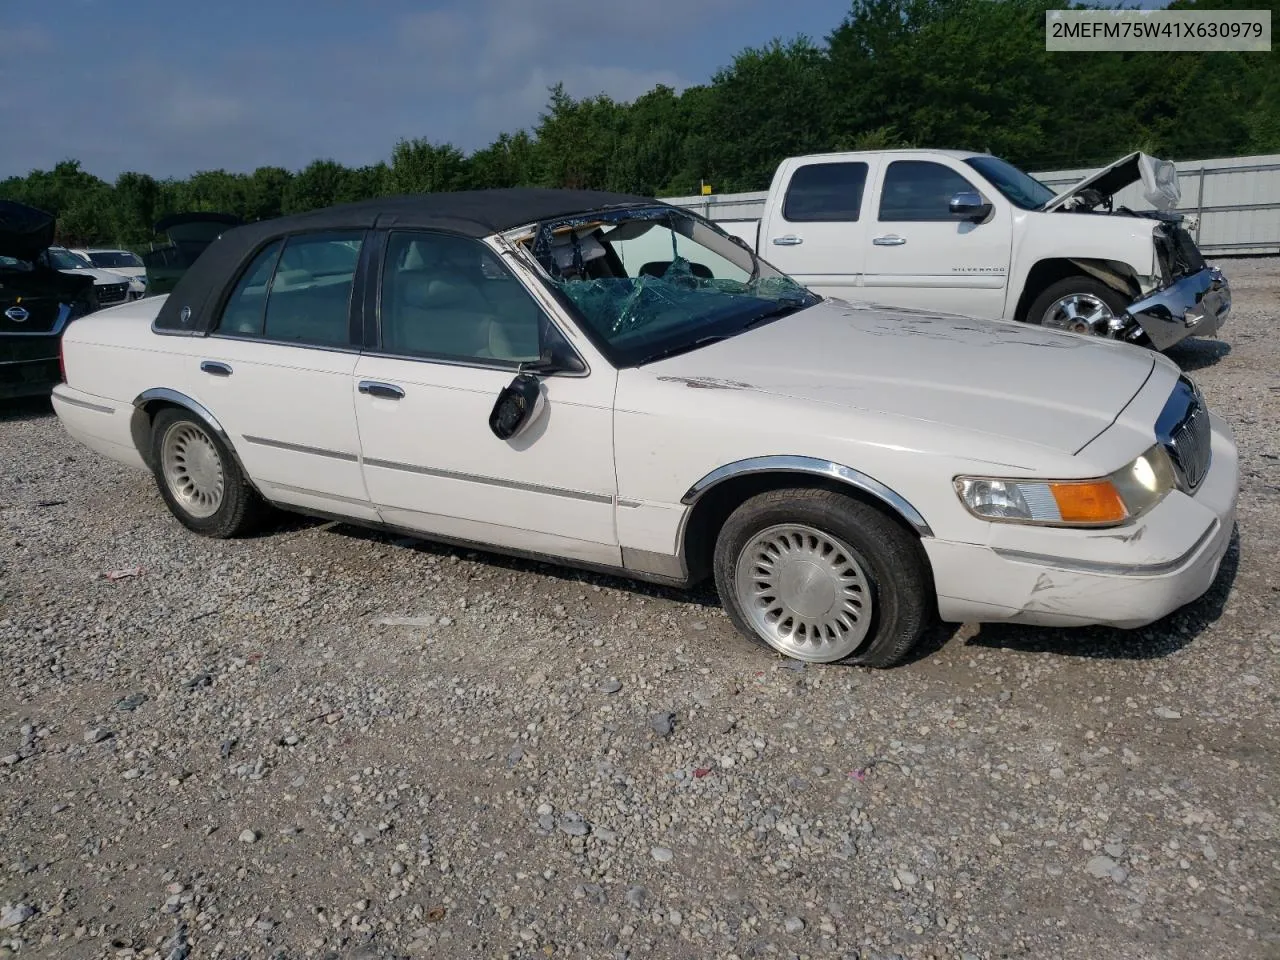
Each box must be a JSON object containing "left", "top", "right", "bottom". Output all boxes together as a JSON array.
[
  {"left": 149, "top": 407, "right": 268, "bottom": 538},
  {"left": 713, "top": 488, "right": 933, "bottom": 668},
  {"left": 1026, "top": 277, "right": 1129, "bottom": 338}
]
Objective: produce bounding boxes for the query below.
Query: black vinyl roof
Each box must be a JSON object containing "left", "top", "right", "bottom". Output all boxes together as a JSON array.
[
  {"left": 240, "top": 188, "right": 660, "bottom": 241},
  {"left": 154, "top": 188, "right": 665, "bottom": 335}
]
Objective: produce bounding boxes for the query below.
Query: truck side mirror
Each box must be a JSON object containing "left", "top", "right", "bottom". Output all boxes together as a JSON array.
[{"left": 949, "top": 191, "right": 993, "bottom": 222}]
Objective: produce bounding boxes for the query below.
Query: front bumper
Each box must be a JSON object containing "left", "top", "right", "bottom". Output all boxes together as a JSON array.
[
  {"left": 924, "top": 411, "right": 1238, "bottom": 629},
  {"left": 1126, "top": 266, "right": 1231, "bottom": 351}
]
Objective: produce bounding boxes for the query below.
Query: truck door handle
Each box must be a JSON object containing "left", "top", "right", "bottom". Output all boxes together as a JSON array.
[
  {"left": 358, "top": 380, "right": 405, "bottom": 400},
  {"left": 200, "top": 361, "right": 233, "bottom": 377},
  {"left": 872, "top": 235, "right": 906, "bottom": 246},
  {"left": 771, "top": 235, "right": 803, "bottom": 246}
]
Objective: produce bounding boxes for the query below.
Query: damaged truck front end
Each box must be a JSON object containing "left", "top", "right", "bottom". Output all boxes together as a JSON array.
[{"left": 1044, "top": 152, "right": 1231, "bottom": 351}]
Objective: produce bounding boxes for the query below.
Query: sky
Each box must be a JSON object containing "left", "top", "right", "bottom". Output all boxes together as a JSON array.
[{"left": 0, "top": 0, "right": 855, "bottom": 182}]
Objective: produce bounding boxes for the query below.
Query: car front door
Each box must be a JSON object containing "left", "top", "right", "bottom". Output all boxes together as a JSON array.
[
  {"left": 862, "top": 158, "right": 1012, "bottom": 318},
  {"left": 182, "top": 231, "right": 376, "bottom": 521},
  {"left": 352, "top": 230, "right": 619, "bottom": 567},
  {"left": 760, "top": 159, "right": 876, "bottom": 299}
]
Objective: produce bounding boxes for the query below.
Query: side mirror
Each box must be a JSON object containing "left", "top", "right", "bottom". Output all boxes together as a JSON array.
[
  {"left": 949, "top": 191, "right": 992, "bottom": 222},
  {"left": 489, "top": 373, "right": 545, "bottom": 441}
]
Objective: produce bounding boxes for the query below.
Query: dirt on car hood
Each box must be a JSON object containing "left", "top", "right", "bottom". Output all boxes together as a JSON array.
[{"left": 643, "top": 299, "right": 1156, "bottom": 456}]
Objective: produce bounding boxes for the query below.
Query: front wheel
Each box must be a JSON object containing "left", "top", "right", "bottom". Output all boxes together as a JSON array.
[
  {"left": 713, "top": 488, "right": 934, "bottom": 668},
  {"left": 1024, "top": 276, "right": 1131, "bottom": 339},
  {"left": 150, "top": 407, "right": 268, "bottom": 538}
]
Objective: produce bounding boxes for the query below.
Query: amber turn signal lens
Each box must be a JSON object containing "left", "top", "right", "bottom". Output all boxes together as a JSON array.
[{"left": 1047, "top": 481, "right": 1128, "bottom": 524}]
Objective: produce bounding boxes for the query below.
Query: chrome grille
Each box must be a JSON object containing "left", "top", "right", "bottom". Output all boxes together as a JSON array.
[
  {"left": 97, "top": 282, "right": 129, "bottom": 306},
  {"left": 1156, "top": 377, "right": 1212, "bottom": 493}
]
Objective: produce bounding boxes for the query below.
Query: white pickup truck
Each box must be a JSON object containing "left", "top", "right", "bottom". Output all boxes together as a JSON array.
[{"left": 683, "top": 150, "right": 1231, "bottom": 351}]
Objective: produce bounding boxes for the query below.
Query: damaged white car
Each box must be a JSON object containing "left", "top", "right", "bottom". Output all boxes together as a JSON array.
[{"left": 51, "top": 190, "right": 1238, "bottom": 667}]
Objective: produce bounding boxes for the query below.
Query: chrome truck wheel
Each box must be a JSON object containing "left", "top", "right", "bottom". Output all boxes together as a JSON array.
[
  {"left": 1026, "top": 276, "right": 1133, "bottom": 340},
  {"left": 1040, "top": 292, "right": 1118, "bottom": 336}
]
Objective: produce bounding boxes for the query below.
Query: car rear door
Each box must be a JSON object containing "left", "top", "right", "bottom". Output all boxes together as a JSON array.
[
  {"left": 758, "top": 157, "right": 878, "bottom": 298},
  {"left": 861, "top": 157, "right": 1012, "bottom": 318},
  {"left": 180, "top": 230, "right": 375, "bottom": 520},
  {"left": 352, "top": 229, "right": 620, "bottom": 567}
]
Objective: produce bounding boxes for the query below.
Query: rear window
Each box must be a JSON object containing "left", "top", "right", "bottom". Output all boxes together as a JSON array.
[{"left": 782, "top": 162, "right": 869, "bottom": 222}]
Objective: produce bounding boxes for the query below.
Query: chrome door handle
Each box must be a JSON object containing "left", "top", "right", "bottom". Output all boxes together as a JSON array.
[
  {"left": 200, "top": 360, "right": 233, "bottom": 377},
  {"left": 872, "top": 235, "right": 906, "bottom": 246},
  {"left": 358, "top": 380, "right": 405, "bottom": 400},
  {"left": 772, "top": 235, "right": 803, "bottom": 246}
]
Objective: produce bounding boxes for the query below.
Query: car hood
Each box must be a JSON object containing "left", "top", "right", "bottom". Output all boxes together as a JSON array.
[
  {"left": 1041, "top": 151, "right": 1181, "bottom": 213},
  {"left": 57, "top": 267, "right": 132, "bottom": 284},
  {"left": 643, "top": 299, "right": 1156, "bottom": 455}
]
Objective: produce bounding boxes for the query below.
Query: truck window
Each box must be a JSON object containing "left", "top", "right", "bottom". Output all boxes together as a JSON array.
[
  {"left": 878, "top": 160, "right": 980, "bottom": 222},
  {"left": 782, "top": 162, "right": 869, "bottom": 222}
]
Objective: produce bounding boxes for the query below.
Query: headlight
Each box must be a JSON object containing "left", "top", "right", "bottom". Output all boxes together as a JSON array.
[{"left": 955, "top": 445, "right": 1176, "bottom": 527}]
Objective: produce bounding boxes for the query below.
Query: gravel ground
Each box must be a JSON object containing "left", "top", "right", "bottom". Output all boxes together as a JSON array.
[{"left": 1, "top": 259, "right": 1277, "bottom": 960}]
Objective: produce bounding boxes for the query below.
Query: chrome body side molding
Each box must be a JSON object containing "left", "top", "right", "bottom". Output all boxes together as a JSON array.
[{"left": 680, "top": 455, "right": 935, "bottom": 537}]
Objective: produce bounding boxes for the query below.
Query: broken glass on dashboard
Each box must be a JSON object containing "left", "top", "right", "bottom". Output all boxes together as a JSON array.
[{"left": 518, "top": 207, "right": 818, "bottom": 368}]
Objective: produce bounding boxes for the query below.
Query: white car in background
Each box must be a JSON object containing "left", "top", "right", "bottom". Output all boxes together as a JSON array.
[
  {"left": 39, "top": 247, "right": 136, "bottom": 307},
  {"left": 70, "top": 247, "right": 148, "bottom": 298},
  {"left": 49, "top": 190, "right": 1238, "bottom": 668}
]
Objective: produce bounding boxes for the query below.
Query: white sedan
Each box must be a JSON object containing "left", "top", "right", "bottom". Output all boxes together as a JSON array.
[{"left": 50, "top": 189, "right": 1238, "bottom": 667}]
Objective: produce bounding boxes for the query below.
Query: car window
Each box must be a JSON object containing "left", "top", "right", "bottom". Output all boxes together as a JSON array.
[
  {"left": 260, "top": 233, "right": 362, "bottom": 347},
  {"left": 379, "top": 232, "right": 545, "bottom": 365},
  {"left": 783, "top": 162, "right": 869, "bottom": 222},
  {"left": 217, "top": 240, "right": 284, "bottom": 338},
  {"left": 878, "top": 160, "right": 980, "bottom": 222},
  {"left": 87, "top": 251, "right": 143, "bottom": 269}
]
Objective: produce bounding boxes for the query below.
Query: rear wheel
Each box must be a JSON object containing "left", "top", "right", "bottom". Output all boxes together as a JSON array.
[
  {"left": 713, "top": 488, "right": 933, "bottom": 668},
  {"left": 150, "top": 407, "right": 267, "bottom": 538}
]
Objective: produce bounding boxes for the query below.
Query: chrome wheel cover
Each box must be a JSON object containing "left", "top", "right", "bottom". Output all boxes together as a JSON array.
[
  {"left": 161, "top": 422, "right": 224, "bottom": 519},
  {"left": 734, "top": 523, "right": 873, "bottom": 662},
  {"left": 1041, "top": 292, "right": 1116, "bottom": 336}
]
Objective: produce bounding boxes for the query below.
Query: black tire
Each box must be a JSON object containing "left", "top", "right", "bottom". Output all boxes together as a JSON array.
[
  {"left": 149, "top": 407, "right": 268, "bottom": 538},
  {"left": 713, "top": 488, "right": 934, "bottom": 668},
  {"left": 1024, "top": 276, "right": 1130, "bottom": 336}
]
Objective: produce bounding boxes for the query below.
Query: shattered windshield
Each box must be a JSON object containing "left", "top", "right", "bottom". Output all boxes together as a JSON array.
[
  {"left": 964, "top": 156, "right": 1057, "bottom": 211},
  {"left": 518, "top": 207, "right": 819, "bottom": 367}
]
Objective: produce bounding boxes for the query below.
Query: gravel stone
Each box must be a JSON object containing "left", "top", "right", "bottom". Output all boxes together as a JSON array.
[
  {"left": 0, "top": 904, "right": 34, "bottom": 929},
  {"left": 238, "top": 829, "right": 259, "bottom": 844},
  {"left": 649, "top": 710, "right": 676, "bottom": 737},
  {"left": 650, "top": 846, "right": 674, "bottom": 863},
  {"left": 784, "top": 916, "right": 805, "bottom": 934}
]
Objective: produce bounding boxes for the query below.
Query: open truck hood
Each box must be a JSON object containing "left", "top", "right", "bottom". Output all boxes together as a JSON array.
[{"left": 1041, "top": 151, "right": 1181, "bottom": 213}]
